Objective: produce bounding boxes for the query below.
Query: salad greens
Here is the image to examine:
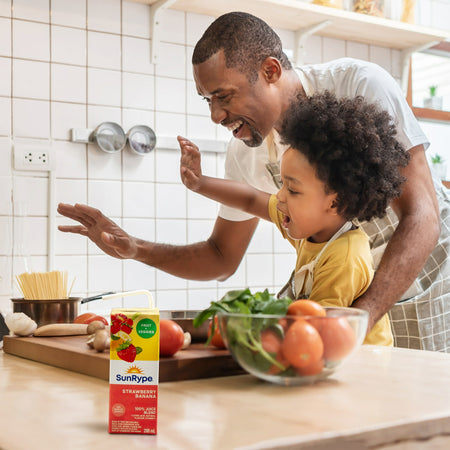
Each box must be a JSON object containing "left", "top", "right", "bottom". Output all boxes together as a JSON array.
[{"left": 194, "top": 288, "right": 292, "bottom": 371}]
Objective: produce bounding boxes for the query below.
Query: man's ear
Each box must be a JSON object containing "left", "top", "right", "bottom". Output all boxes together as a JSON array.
[{"left": 261, "top": 57, "right": 282, "bottom": 83}]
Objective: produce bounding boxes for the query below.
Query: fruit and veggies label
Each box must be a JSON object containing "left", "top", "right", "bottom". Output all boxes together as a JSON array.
[{"left": 109, "top": 308, "right": 159, "bottom": 435}]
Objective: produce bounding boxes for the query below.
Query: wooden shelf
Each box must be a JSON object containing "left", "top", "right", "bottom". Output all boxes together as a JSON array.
[{"left": 136, "top": 0, "right": 450, "bottom": 50}]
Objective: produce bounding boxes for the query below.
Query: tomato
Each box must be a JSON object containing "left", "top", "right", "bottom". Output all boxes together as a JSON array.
[
  {"left": 281, "top": 318, "right": 323, "bottom": 368},
  {"left": 84, "top": 315, "right": 108, "bottom": 326},
  {"left": 297, "top": 358, "right": 324, "bottom": 376},
  {"left": 73, "top": 312, "right": 97, "bottom": 324},
  {"left": 208, "top": 317, "right": 226, "bottom": 349},
  {"left": 160, "top": 319, "right": 185, "bottom": 357},
  {"left": 267, "top": 350, "right": 290, "bottom": 375},
  {"left": 260, "top": 329, "right": 282, "bottom": 354},
  {"left": 319, "top": 317, "right": 356, "bottom": 361},
  {"left": 287, "top": 299, "right": 326, "bottom": 317}
]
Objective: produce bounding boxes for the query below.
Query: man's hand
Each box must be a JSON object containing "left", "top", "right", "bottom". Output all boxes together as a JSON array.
[
  {"left": 178, "top": 135, "right": 203, "bottom": 192},
  {"left": 57, "top": 203, "right": 138, "bottom": 260}
]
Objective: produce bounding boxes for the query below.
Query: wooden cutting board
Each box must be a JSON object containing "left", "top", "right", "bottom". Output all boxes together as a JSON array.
[{"left": 2, "top": 335, "right": 244, "bottom": 382}]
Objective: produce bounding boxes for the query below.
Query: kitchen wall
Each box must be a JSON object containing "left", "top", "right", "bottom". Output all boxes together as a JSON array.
[{"left": 0, "top": 0, "right": 449, "bottom": 316}]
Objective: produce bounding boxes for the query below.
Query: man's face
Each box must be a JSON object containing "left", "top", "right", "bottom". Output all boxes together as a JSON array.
[{"left": 193, "top": 51, "right": 280, "bottom": 147}]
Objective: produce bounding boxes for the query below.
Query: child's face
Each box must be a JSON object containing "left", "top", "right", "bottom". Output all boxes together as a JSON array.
[{"left": 276, "top": 148, "right": 340, "bottom": 243}]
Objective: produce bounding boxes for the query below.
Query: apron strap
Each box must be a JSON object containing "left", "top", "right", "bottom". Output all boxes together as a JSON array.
[
  {"left": 265, "top": 130, "right": 282, "bottom": 189},
  {"left": 293, "top": 221, "right": 354, "bottom": 298}
]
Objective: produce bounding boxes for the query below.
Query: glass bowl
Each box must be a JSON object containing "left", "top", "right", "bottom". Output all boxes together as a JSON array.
[{"left": 217, "top": 307, "right": 368, "bottom": 386}]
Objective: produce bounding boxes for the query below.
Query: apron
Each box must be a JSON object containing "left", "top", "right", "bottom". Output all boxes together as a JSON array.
[
  {"left": 265, "top": 131, "right": 283, "bottom": 189},
  {"left": 277, "top": 221, "right": 354, "bottom": 300}
]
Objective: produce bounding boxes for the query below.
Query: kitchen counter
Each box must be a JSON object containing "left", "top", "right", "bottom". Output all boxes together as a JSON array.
[{"left": 1, "top": 345, "right": 450, "bottom": 450}]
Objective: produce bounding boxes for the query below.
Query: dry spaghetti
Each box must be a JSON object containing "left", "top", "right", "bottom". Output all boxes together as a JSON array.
[{"left": 15, "top": 271, "right": 75, "bottom": 300}]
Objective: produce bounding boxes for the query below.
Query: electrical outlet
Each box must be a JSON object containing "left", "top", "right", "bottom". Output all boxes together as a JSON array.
[{"left": 14, "top": 141, "right": 54, "bottom": 171}]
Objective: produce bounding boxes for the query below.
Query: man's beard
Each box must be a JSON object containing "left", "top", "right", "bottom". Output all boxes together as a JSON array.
[{"left": 241, "top": 122, "right": 264, "bottom": 148}]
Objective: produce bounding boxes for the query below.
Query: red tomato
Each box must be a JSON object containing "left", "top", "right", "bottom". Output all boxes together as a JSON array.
[
  {"left": 320, "top": 317, "right": 356, "bottom": 361},
  {"left": 160, "top": 319, "right": 185, "bottom": 357},
  {"left": 287, "top": 300, "right": 326, "bottom": 317},
  {"left": 260, "top": 329, "right": 282, "bottom": 354},
  {"left": 208, "top": 317, "right": 226, "bottom": 349},
  {"left": 73, "top": 312, "right": 97, "bottom": 324},
  {"left": 267, "top": 350, "right": 290, "bottom": 375},
  {"left": 281, "top": 318, "right": 324, "bottom": 368},
  {"left": 84, "top": 315, "right": 108, "bottom": 326},
  {"left": 297, "top": 358, "right": 324, "bottom": 376}
]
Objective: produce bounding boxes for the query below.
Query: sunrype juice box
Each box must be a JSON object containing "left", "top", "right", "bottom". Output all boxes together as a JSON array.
[{"left": 109, "top": 307, "right": 160, "bottom": 434}]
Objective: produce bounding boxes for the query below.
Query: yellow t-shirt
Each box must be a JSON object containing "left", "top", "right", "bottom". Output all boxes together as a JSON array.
[{"left": 268, "top": 195, "right": 393, "bottom": 346}]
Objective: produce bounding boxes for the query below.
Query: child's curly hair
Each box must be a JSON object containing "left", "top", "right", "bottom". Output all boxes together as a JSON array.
[{"left": 280, "top": 91, "right": 410, "bottom": 221}]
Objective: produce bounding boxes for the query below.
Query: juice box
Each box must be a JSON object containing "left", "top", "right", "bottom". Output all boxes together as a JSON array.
[{"left": 108, "top": 307, "right": 160, "bottom": 434}]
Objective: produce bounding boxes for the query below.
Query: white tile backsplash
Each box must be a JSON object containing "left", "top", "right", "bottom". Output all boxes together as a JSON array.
[
  {"left": 13, "top": 216, "right": 48, "bottom": 255},
  {"left": 51, "top": 102, "right": 87, "bottom": 140},
  {"left": 187, "top": 115, "right": 216, "bottom": 140},
  {"left": 155, "top": 111, "right": 186, "bottom": 138},
  {"left": 155, "top": 183, "right": 186, "bottom": 219},
  {"left": 186, "top": 12, "right": 213, "bottom": 47},
  {"left": 13, "top": 59, "right": 49, "bottom": 100},
  {"left": 155, "top": 148, "right": 182, "bottom": 183},
  {"left": 13, "top": 0, "right": 49, "bottom": 22},
  {"left": 12, "top": 20, "right": 50, "bottom": 61},
  {"left": 158, "top": 9, "right": 185, "bottom": 45},
  {"left": 155, "top": 77, "right": 186, "bottom": 114},
  {"left": 54, "top": 254, "right": 88, "bottom": 294},
  {"left": 122, "top": 36, "right": 154, "bottom": 75},
  {"left": 1, "top": 0, "right": 448, "bottom": 314},
  {"left": 0, "top": 97, "right": 11, "bottom": 136},
  {"left": 123, "top": 259, "right": 156, "bottom": 292},
  {"left": 12, "top": 175, "right": 48, "bottom": 216},
  {"left": 123, "top": 181, "right": 155, "bottom": 218},
  {"left": 155, "top": 42, "right": 186, "bottom": 79},
  {"left": 155, "top": 289, "right": 187, "bottom": 310},
  {"left": 0, "top": 57, "right": 11, "bottom": 95},
  {"left": 88, "top": 253, "right": 123, "bottom": 293},
  {"left": 88, "top": 179, "right": 122, "bottom": 216},
  {"left": 187, "top": 288, "right": 218, "bottom": 310},
  {"left": 87, "top": 0, "right": 121, "bottom": 34},
  {"left": 87, "top": 140, "right": 122, "bottom": 180},
  {"left": 51, "top": 25, "right": 86, "bottom": 66},
  {"left": 87, "top": 31, "right": 121, "bottom": 70},
  {"left": 0, "top": 257, "right": 13, "bottom": 295},
  {"left": 88, "top": 67, "right": 121, "bottom": 106},
  {"left": 55, "top": 215, "right": 88, "bottom": 255},
  {"left": 51, "top": 0, "right": 86, "bottom": 28},
  {"left": 0, "top": 17, "right": 11, "bottom": 56},
  {"left": 51, "top": 64, "right": 86, "bottom": 103},
  {"left": 123, "top": 72, "right": 154, "bottom": 110},
  {"left": 87, "top": 104, "right": 121, "bottom": 130},
  {"left": 13, "top": 98, "right": 50, "bottom": 138},
  {"left": 122, "top": 0, "right": 151, "bottom": 38},
  {"left": 0, "top": 1, "right": 11, "bottom": 17},
  {"left": 187, "top": 191, "right": 217, "bottom": 220},
  {"left": 0, "top": 217, "right": 12, "bottom": 254},
  {"left": 0, "top": 175, "right": 12, "bottom": 214}
]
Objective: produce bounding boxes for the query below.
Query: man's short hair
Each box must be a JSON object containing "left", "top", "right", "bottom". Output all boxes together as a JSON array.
[{"left": 193, "top": 12, "right": 292, "bottom": 83}]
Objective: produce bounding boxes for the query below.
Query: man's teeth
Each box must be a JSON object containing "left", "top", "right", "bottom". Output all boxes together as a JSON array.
[{"left": 226, "top": 120, "right": 243, "bottom": 132}]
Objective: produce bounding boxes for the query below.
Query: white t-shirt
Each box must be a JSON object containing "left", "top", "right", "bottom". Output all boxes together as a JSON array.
[{"left": 219, "top": 57, "right": 429, "bottom": 222}]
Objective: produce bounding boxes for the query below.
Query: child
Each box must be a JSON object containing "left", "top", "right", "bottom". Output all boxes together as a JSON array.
[{"left": 178, "top": 91, "right": 410, "bottom": 346}]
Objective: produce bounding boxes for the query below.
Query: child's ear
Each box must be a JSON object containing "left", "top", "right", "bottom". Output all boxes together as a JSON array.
[{"left": 328, "top": 195, "right": 339, "bottom": 215}]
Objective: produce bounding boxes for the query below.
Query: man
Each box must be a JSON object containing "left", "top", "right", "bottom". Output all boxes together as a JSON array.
[{"left": 58, "top": 12, "right": 448, "bottom": 349}]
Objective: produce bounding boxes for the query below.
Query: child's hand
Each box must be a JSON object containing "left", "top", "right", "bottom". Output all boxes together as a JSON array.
[{"left": 178, "top": 136, "right": 203, "bottom": 192}]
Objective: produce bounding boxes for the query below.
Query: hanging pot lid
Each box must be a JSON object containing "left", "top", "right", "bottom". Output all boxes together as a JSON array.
[
  {"left": 90, "top": 122, "right": 126, "bottom": 153},
  {"left": 126, "top": 125, "right": 157, "bottom": 155}
]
